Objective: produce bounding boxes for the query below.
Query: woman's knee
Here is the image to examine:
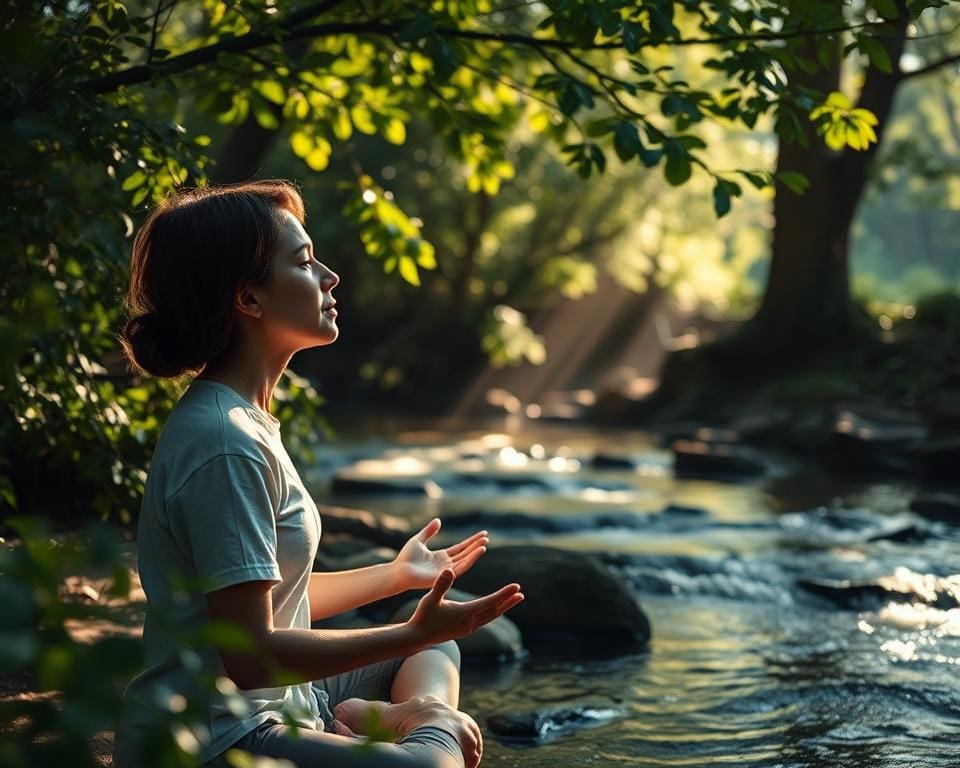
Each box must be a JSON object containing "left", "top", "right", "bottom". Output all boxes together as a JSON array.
[{"left": 429, "top": 640, "right": 460, "bottom": 671}]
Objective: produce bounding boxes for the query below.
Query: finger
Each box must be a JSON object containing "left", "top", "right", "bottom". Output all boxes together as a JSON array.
[
  {"left": 445, "top": 530, "right": 488, "bottom": 557},
  {"left": 451, "top": 546, "right": 486, "bottom": 577},
  {"left": 461, "top": 583, "right": 521, "bottom": 611},
  {"left": 480, "top": 592, "right": 525, "bottom": 624},
  {"left": 426, "top": 568, "right": 456, "bottom": 606},
  {"left": 449, "top": 536, "right": 489, "bottom": 562},
  {"left": 416, "top": 517, "right": 442, "bottom": 544}
]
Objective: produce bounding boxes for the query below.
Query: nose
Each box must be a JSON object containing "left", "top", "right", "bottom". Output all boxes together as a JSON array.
[{"left": 319, "top": 264, "right": 339, "bottom": 291}]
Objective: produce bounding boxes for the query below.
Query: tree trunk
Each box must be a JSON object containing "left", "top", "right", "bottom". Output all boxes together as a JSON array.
[{"left": 745, "top": 16, "right": 909, "bottom": 364}]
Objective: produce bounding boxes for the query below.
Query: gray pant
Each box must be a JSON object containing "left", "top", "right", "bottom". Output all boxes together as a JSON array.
[{"left": 214, "top": 657, "right": 463, "bottom": 768}]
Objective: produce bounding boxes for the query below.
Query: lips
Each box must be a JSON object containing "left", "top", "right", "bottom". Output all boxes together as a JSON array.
[{"left": 322, "top": 300, "right": 338, "bottom": 317}]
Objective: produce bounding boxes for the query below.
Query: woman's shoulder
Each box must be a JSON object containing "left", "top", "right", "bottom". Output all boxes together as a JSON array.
[{"left": 154, "top": 381, "right": 281, "bottom": 471}]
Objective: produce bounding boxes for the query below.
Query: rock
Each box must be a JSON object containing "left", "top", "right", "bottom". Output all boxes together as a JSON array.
[
  {"left": 456, "top": 545, "right": 650, "bottom": 648},
  {"left": 916, "top": 437, "right": 960, "bottom": 487},
  {"left": 318, "top": 504, "right": 410, "bottom": 548},
  {"left": 448, "top": 473, "right": 553, "bottom": 493},
  {"left": 390, "top": 589, "right": 524, "bottom": 660},
  {"left": 671, "top": 439, "right": 766, "bottom": 479},
  {"left": 661, "top": 504, "right": 709, "bottom": 518},
  {"left": 910, "top": 493, "right": 960, "bottom": 524},
  {"left": 590, "top": 453, "right": 640, "bottom": 470},
  {"left": 443, "top": 510, "right": 650, "bottom": 534},
  {"left": 487, "top": 703, "right": 625, "bottom": 742},
  {"left": 822, "top": 409, "right": 926, "bottom": 477},
  {"left": 330, "top": 475, "right": 441, "bottom": 497}
]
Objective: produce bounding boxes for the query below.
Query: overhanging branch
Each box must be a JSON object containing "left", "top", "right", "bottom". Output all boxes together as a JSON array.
[
  {"left": 78, "top": 12, "right": 896, "bottom": 96},
  {"left": 899, "top": 51, "right": 960, "bottom": 80}
]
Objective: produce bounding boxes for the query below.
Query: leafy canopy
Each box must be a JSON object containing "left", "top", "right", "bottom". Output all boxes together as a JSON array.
[{"left": 1, "top": 0, "right": 953, "bottom": 521}]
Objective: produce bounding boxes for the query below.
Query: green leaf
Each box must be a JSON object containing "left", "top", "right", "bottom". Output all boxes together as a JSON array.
[
  {"left": 132, "top": 186, "right": 150, "bottom": 207},
  {"left": 398, "top": 255, "right": 421, "bottom": 286},
  {"left": 290, "top": 131, "right": 312, "bottom": 158},
  {"left": 613, "top": 121, "right": 641, "bottom": 162},
  {"left": 874, "top": 0, "right": 900, "bottom": 20},
  {"left": 740, "top": 171, "right": 768, "bottom": 190},
  {"left": 398, "top": 14, "right": 436, "bottom": 43},
  {"left": 858, "top": 35, "right": 893, "bottom": 73},
  {"left": 622, "top": 21, "right": 642, "bottom": 54},
  {"left": 121, "top": 171, "right": 146, "bottom": 191},
  {"left": 713, "top": 182, "right": 731, "bottom": 217},
  {"left": 663, "top": 151, "right": 691, "bottom": 186},
  {"left": 777, "top": 170, "right": 810, "bottom": 194},
  {"left": 332, "top": 109, "right": 352, "bottom": 141},
  {"left": 558, "top": 83, "right": 582, "bottom": 116},
  {"left": 384, "top": 118, "right": 406, "bottom": 145},
  {"left": 257, "top": 80, "right": 286, "bottom": 105},
  {"left": 252, "top": 102, "right": 279, "bottom": 130}
]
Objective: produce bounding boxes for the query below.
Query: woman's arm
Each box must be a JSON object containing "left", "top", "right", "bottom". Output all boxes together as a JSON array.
[
  {"left": 307, "top": 562, "right": 403, "bottom": 621},
  {"left": 206, "top": 569, "right": 522, "bottom": 690},
  {"left": 308, "top": 520, "right": 488, "bottom": 621}
]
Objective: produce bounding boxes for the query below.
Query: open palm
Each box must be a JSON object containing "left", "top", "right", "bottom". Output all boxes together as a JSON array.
[{"left": 394, "top": 518, "right": 489, "bottom": 591}]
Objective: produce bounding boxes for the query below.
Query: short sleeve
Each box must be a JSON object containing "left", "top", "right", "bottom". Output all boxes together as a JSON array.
[{"left": 166, "top": 454, "right": 283, "bottom": 593}]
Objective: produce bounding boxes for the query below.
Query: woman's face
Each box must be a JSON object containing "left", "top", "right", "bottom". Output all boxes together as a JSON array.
[{"left": 248, "top": 208, "right": 340, "bottom": 351}]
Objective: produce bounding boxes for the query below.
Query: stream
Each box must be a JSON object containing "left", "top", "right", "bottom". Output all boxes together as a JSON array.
[{"left": 307, "top": 420, "right": 960, "bottom": 767}]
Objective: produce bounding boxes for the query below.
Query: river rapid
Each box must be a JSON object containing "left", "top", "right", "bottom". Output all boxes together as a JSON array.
[{"left": 308, "top": 421, "right": 960, "bottom": 768}]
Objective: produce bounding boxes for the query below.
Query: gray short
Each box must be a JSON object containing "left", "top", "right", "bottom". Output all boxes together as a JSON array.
[
  {"left": 212, "top": 656, "right": 462, "bottom": 767},
  {"left": 311, "top": 654, "right": 407, "bottom": 730}
]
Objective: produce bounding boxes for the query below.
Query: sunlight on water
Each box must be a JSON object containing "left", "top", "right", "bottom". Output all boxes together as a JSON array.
[{"left": 315, "top": 425, "right": 960, "bottom": 767}]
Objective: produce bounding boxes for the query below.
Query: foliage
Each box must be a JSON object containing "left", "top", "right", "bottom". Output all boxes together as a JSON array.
[
  {"left": 2, "top": 0, "right": 956, "bottom": 522},
  {"left": 0, "top": 520, "right": 394, "bottom": 767}
]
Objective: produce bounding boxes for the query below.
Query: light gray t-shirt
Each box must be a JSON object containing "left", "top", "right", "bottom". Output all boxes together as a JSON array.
[{"left": 114, "top": 379, "right": 323, "bottom": 767}]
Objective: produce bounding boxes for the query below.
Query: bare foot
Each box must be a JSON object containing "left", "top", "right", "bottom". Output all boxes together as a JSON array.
[{"left": 333, "top": 696, "right": 482, "bottom": 768}]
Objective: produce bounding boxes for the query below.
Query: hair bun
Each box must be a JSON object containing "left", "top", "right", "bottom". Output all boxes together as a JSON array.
[{"left": 120, "top": 313, "right": 192, "bottom": 378}]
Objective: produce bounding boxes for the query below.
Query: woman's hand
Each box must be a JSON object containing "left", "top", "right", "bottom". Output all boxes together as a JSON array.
[
  {"left": 393, "top": 518, "right": 489, "bottom": 592},
  {"left": 407, "top": 568, "right": 523, "bottom": 647}
]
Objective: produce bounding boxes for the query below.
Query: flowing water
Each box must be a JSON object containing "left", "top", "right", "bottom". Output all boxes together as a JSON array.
[{"left": 308, "top": 421, "right": 960, "bottom": 767}]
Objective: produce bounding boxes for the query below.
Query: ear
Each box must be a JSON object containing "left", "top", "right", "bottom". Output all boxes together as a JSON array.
[{"left": 234, "top": 284, "right": 263, "bottom": 319}]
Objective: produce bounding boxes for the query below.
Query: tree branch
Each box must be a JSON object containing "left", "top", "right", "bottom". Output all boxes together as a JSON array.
[
  {"left": 79, "top": 10, "right": 895, "bottom": 96},
  {"left": 898, "top": 51, "right": 960, "bottom": 80}
]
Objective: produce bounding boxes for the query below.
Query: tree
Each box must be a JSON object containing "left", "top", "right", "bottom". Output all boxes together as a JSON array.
[
  {"left": 746, "top": 1, "right": 960, "bottom": 361},
  {"left": 2, "top": 0, "right": 957, "bottom": 520}
]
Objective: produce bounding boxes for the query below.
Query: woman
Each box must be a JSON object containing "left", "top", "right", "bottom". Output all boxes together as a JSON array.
[{"left": 113, "top": 180, "right": 523, "bottom": 768}]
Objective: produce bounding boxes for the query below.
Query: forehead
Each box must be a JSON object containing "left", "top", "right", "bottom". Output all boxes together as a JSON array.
[{"left": 275, "top": 208, "right": 309, "bottom": 253}]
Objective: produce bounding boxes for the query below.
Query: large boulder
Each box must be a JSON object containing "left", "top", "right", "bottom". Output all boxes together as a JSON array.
[
  {"left": 455, "top": 545, "right": 650, "bottom": 648},
  {"left": 390, "top": 588, "right": 524, "bottom": 660}
]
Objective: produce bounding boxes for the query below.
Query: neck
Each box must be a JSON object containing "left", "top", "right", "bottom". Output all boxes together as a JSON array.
[{"left": 198, "top": 333, "right": 294, "bottom": 414}]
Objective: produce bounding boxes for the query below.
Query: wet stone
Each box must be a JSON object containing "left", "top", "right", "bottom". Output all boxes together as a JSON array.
[
  {"left": 487, "top": 704, "right": 626, "bottom": 743},
  {"left": 590, "top": 453, "right": 641, "bottom": 470},
  {"left": 456, "top": 545, "right": 651, "bottom": 649},
  {"left": 329, "top": 475, "right": 437, "bottom": 497},
  {"left": 910, "top": 493, "right": 960, "bottom": 525},
  {"left": 390, "top": 588, "right": 524, "bottom": 660},
  {"left": 671, "top": 439, "right": 767, "bottom": 480}
]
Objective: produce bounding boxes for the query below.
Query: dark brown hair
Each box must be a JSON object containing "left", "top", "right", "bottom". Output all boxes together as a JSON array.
[{"left": 119, "top": 180, "right": 305, "bottom": 378}]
